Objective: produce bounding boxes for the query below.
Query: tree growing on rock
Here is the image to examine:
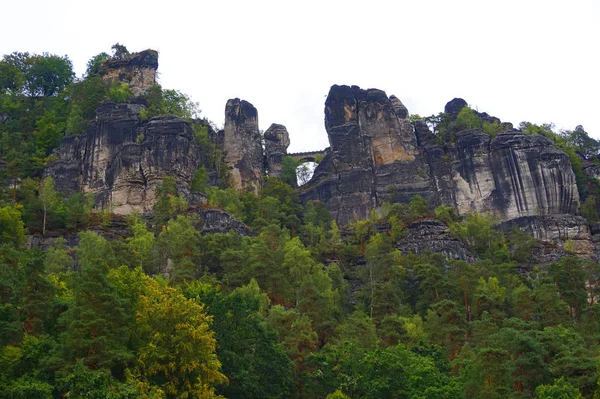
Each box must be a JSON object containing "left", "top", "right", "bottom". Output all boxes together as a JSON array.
[{"left": 110, "top": 43, "right": 130, "bottom": 60}]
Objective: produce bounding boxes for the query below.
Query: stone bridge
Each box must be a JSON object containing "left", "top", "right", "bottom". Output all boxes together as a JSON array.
[{"left": 287, "top": 148, "right": 330, "bottom": 164}]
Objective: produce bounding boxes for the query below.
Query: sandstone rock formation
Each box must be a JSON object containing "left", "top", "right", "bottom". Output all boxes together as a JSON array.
[
  {"left": 300, "top": 85, "right": 435, "bottom": 223},
  {"left": 264, "top": 123, "right": 290, "bottom": 179},
  {"left": 430, "top": 129, "right": 580, "bottom": 220},
  {"left": 499, "top": 215, "right": 593, "bottom": 258},
  {"left": 301, "top": 85, "right": 581, "bottom": 226},
  {"left": 299, "top": 84, "right": 588, "bottom": 256},
  {"left": 43, "top": 69, "right": 594, "bottom": 260},
  {"left": 223, "top": 99, "right": 264, "bottom": 193},
  {"left": 195, "top": 208, "right": 251, "bottom": 236},
  {"left": 444, "top": 97, "right": 512, "bottom": 130},
  {"left": 99, "top": 50, "right": 158, "bottom": 96},
  {"left": 397, "top": 219, "right": 477, "bottom": 262},
  {"left": 44, "top": 103, "right": 204, "bottom": 214}
]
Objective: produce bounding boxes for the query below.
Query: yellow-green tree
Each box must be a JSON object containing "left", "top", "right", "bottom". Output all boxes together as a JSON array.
[
  {"left": 0, "top": 204, "right": 26, "bottom": 247},
  {"left": 126, "top": 217, "right": 157, "bottom": 274},
  {"left": 133, "top": 276, "right": 227, "bottom": 398}
]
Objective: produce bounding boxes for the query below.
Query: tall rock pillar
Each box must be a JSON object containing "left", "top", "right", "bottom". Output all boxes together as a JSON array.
[
  {"left": 223, "top": 99, "right": 264, "bottom": 193},
  {"left": 264, "top": 123, "right": 290, "bottom": 179},
  {"left": 300, "top": 85, "right": 434, "bottom": 224},
  {"left": 98, "top": 50, "right": 158, "bottom": 96}
]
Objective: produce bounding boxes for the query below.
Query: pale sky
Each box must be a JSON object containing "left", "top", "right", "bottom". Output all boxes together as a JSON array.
[{"left": 2, "top": 0, "right": 598, "bottom": 152}]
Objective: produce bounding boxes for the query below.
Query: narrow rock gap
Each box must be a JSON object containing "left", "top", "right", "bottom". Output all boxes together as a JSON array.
[{"left": 139, "top": 165, "right": 148, "bottom": 189}]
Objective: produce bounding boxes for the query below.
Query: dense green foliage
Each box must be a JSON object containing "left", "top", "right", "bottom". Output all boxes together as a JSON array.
[
  {"left": 3, "top": 182, "right": 600, "bottom": 397},
  {"left": 2, "top": 47, "right": 600, "bottom": 398},
  {"left": 0, "top": 46, "right": 200, "bottom": 186}
]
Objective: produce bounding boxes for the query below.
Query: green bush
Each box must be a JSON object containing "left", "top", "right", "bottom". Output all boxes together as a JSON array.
[
  {"left": 107, "top": 82, "right": 131, "bottom": 103},
  {"left": 455, "top": 106, "right": 481, "bottom": 131},
  {"left": 191, "top": 167, "right": 209, "bottom": 194}
]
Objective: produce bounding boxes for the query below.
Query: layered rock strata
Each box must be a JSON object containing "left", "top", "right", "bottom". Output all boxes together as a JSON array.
[
  {"left": 99, "top": 50, "right": 158, "bottom": 96},
  {"left": 43, "top": 73, "right": 594, "bottom": 259},
  {"left": 397, "top": 219, "right": 477, "bottom": 262},
  {"left": 299, "top": 84, "right": 588, "bottom": 256},
  {"left": 45, "top": 103, "right": 203, "bottom": 214},
  {"left": 264, "top": 123, "right": 290, "bottom": 179},
  {"left": 430, "top": 129, "right": 580, "bottom": 220},
  {"left": 223, "top": 99, "right": 264, "bottom": 193},
  {"left": 300, "top": 85, "right": 434, "bottom": 223},
  {"left": 301, "top": 85, "right": 580, "bottom": 224}
]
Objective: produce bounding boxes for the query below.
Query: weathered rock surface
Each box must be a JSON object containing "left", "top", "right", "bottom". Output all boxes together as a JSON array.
[
  {"left": 443, "top": 97, "right": 512, "bottom": 131},
  {"left": 302, "top": 86, "right": 580, "bottom": 224},
  {"left": 499, "top": 215, "right": 593, "bottom": 258},
  {"left": 194, "top": 208, "right": 251, "bottom": 236},
  {"left": 45, "top": 103, "right": 204, "bottom": 214},
  {"left": 223, "top": 99, "right": 264, "bottom": 193},
  {"left": 432, "top": 130, "right": 580, "bottom": 221},
  {"left": 26, "top": 216, "right": 131, "bottom": 264},
  {"left": 264, "top": 123, "right": 290, "bottom": 179},
  {"left": 300, "top": 84, "right": 586, "bottom": 255},
  {"left": 397, "top": 219, "right": 477, "bottom": 262},
  {"left": 99, "top": 50, "right": 158, "bottom": 96},
  {"left": 444, "top": 98, "right": 469, "bottom": 118},
  {"left": 300, "top": 85, "right": 434, "bottom": 223},
  {"left": 43, "top": 73, "right": 596, "bottom": 262}
]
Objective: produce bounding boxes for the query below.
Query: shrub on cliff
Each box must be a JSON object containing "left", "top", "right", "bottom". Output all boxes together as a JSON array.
[
  {"left": 107, "top": 81, "right": 132, "bottom": 103},
  {"left": 142, "top": 84, "right": 200, "bottom": 120},
  {"left": 455, "top": 106, "right": 482, "bottom": 131}
]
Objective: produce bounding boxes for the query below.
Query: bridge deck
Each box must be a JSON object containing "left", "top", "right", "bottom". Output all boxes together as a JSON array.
[{"left": 287, "top": 148, "right": 330, "bottom": 163}]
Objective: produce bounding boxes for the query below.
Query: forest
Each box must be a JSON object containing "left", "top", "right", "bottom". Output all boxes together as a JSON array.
[{"left": 1, "top": 45, "right": 600, "bottom": 399}]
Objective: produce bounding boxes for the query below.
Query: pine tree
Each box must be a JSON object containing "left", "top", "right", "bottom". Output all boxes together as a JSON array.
[{"left": 59, "top": 232, "right": 134, "bottom": 372}]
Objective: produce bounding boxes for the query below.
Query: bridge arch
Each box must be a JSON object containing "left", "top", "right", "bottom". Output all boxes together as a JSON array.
[
  {"left": 287, "top": 148, "right": 329, "bottom": 164},
  {"left": 285, "top": 148, "right": 329, "bottom": 186}
]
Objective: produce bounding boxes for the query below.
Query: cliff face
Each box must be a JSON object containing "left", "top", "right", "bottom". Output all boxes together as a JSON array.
[
  {"left": 44, "top": 74, "right": 592, "bottom": 257},
  {"left": 397, "top": 219, "right": 477, "bottom": 263},
  {"left": 99, "top": 50, "right": 158, "bottom": 96},
  {"left": 300, "top": 85, "right": 434, "bottom": 223},
  {"left": 45, "top": 94, "right": 266, "bottom": 215},
  {"left": 428, "top": 130, "right": 580, "bottom": 220},
  {"left": 45, "top": 103, "right": 204, "bottom": 214},
  {"left": 300, "top": 84, "right": 588, "bottom": 255}
]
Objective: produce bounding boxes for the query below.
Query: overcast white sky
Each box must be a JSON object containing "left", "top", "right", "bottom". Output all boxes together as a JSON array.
[{"left": 2, "top": 0, "right": 598, "bottom": 152}]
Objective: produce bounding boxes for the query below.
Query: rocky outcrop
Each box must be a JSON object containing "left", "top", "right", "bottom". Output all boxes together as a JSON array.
[
  {"left": 299, "top": 84, "right": 585, "bottom": 255},
  {"left": 445, "top": 98, "right": 469, "bottom": 119},
  {"left": 301, "top": 85, "right": 580, "bottom": 226},
  {"left": 300, "top": 85, "right": 435, "bottom": 223},
  {"left": 397, "top": 219, "right": 477, "bottom": 262},
  {"left": 195, "top": 208, "right": 251, "bottom": 236},
  {"left": 444, "top": 97, "right": 513, "bottom": 131},
  {"left": 45, "top": 103, "right": 204, "bottom": 214},
  {"left": 223, "top": 99, "right": 264, "bottom": 193},
  {"left": 499, "top": 215, "right": 593, "bottom": 258},
  {"left": 43, "top": 72, "right": 593, "bottom": 261},
  {"left": 264, "top": 123, "right": 290, "bottom": 179},
  {"left": 99, "top": 50, "right": 158, "bottom": 96},
  {"left": 430, "top": 130, "right": 580, "bottom": 221}
]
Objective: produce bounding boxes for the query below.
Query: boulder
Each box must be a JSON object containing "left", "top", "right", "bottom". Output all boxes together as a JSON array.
[{"left": 444, "top": 98, "right": 468, "bottom": 118}]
